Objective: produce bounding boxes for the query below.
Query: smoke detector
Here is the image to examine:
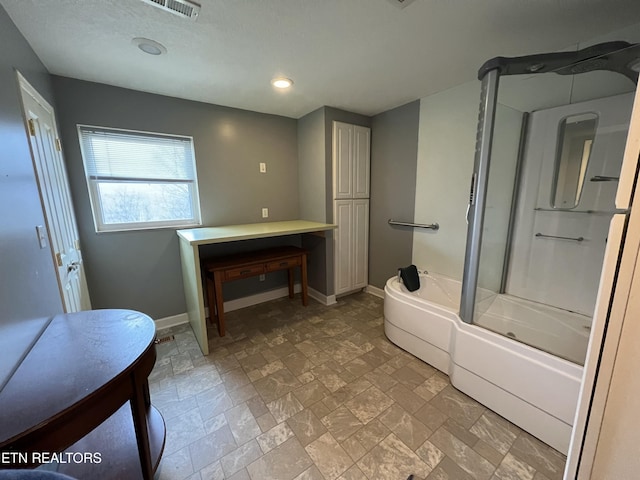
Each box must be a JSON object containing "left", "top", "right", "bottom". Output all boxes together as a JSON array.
[
  {"left": 140, "top": 0, "right": 201, "bottom": 20},
  {"left": 386, "top": 0, "right": 419, "bottom": 9}
]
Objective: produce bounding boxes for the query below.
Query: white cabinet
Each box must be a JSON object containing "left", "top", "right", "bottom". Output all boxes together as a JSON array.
[
  {"left": 334, "top": 200, "right": 353, "bottom": 295},
  {"left": 334, "top": 199, "right": 370, "bottom": 295},
  {"left": 352, "top": 199, "right": 369, "bottom": 290},
  {"left": 333, "top": 122, "right": 370, "bottom": 199},
  {"left": 333, "top": 121, "right": 370, "bottom": 296}
]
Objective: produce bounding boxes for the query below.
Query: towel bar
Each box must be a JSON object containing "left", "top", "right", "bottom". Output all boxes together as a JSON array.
[
  {"left": 535, "top": 233, "right": 584, "bottom": 242},
  {"left": 388, "top": 219, "right": 439, "bottom": 230}
]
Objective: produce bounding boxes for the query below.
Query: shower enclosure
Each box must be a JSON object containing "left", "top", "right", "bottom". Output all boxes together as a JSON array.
[{"left": 461, "top": 41, "right": 640, "bottom": 364}]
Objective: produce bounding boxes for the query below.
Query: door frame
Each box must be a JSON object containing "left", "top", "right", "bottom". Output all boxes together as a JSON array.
[{"left": 16, "top": 70, "right": 90, "bottom": 312}]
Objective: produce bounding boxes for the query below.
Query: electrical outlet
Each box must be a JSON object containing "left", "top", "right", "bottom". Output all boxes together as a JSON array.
[
  {"left": 259, "top": 274, "right": 265, "bottom": 281},
  {"left": 259, "top": 162, "right": 267, "bottom": 173},
  {"left": 262, "top": 208, "right": 269, "bottom": 218}
]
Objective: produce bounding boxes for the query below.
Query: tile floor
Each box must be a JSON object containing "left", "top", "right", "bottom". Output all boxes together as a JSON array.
[{"left": 150, "top": 292, "right": 566, "bottom": 480}]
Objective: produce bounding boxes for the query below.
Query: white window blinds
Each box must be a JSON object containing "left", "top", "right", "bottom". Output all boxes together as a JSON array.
[
  {"left": 79, "top": 127, "right": 197, "bottom": 182},
  {"left": 78, "top": 125, "right": 201, "bottom": 232}
]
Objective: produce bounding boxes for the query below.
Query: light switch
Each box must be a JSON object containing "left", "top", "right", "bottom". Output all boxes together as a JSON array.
[
  {"left": 36, "top": 225, "right": 48, "bottom": 249},
  {"left": 262, "top": 208, "right": 269, "bottom": 218},
  {"left": 259, "top": 162, "right": 267, "bottom": 173}
]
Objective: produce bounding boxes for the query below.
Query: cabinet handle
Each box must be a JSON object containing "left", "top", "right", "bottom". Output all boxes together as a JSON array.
[
  {"left": 279, "top": 262, "right": 288, "bottom": 267},
  {"left": 240, "top": 269, "right": 252, "bottom": 274}
]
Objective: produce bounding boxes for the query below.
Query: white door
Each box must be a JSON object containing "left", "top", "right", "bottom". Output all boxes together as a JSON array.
[
  {"left": 352, "top": 199, "right": 369, "bottom": 289},
  {"left": 18, "top": 72, "right": 91, "bottom": 312},
  {"left": 353, "top": 126, "right": 371, "bottom": 199},
  {"left": 565, "top": 82, "right": 640, "bottom": 479},
  {"left": 334, "top": 200, "right": 353, "bottom": 295},
  {"left": 333, "top": 122, "right": 353, "bottom": 199}
]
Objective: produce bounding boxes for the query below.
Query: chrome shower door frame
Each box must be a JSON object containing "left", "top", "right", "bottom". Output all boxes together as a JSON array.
[{"left": 459, "top": 68, "right": 500, "bottom": 323}]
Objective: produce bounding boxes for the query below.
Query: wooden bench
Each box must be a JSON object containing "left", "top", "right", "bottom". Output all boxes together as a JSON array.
[{"left": 202, "top": 245, "right": 308, "bottom": 336}]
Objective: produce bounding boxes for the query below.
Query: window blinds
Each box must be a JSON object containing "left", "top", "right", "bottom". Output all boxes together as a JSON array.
[{"left": 78, "top": 127, "right": 196, "bottom": 182}]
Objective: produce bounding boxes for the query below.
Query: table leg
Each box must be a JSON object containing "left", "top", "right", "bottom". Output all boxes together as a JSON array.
[
  {"left": 214, "top": 270, "right": 225, "bottom": 336},
  {"left": 130, "top": 378, "right": 154, "bottom": 480},
  {"left": 288, "top": 268, "right": 294, "bottom": 299},
  {"left": 301, "top": 253, "right": 308, "bottom": 306},
  {"left": 206, "top": 274, "right": 216, "bottom": 325}
]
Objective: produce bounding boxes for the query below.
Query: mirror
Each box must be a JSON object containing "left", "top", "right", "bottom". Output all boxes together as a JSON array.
[{"left": 552, "top": 113, "right": 598, "bottom": 209}]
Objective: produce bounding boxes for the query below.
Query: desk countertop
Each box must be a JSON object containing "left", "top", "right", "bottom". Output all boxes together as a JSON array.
[{"left": 176, "top": 220, "right": 337, "bottom": 245}]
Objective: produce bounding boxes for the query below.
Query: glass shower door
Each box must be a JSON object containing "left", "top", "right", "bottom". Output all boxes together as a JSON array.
[
  {"left": 469, "top": 73, "right": 634, "bottom": 364},
  {"left": 462, "top": 42, "right": 639, "bottom": 365}
]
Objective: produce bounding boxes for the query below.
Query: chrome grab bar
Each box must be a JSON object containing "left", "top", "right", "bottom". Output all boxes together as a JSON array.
[
  {"left": 388, "top": 219, "right": 439, "bottom": 230},
  {"left": 535, "top": 233, "right": 584, "bottom": 242}
]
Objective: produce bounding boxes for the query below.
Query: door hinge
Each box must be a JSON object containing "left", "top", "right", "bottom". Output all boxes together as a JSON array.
[
  {"left": 55, "top": 138, "right": 62, "bottom": 151},
  {"left": 55, "top": 252, "right": 63, "bottom": 267},
  {"left": 74, "top": 239, "right": 81, "bottom": 250},
  {"left": 28, "top": 119, "right": 36, "bottom": 136}
]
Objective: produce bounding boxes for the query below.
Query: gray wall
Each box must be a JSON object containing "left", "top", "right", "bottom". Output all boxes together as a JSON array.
[
  {"left": 1, "top": 29, "right": 417, "bottom": 320},
  {"left": 369, "top": 101, "right": 420, "bottom": 288},
  {"left": 0, "top": 5, "right": 62, "bottom": 386},
  {"left": 298, "top": 107, "right": 326, "bottom": 223},
  {"left": 298, "top": 107, "right": 329, "bottom": 294},
  {"left": 51, "top": 76, "right": 300, "bottom": 319}
]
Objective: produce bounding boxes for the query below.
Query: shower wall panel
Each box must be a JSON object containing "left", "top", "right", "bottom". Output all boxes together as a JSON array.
[{"left": 506, "top": 93, "right": 633, "bottom": 316}]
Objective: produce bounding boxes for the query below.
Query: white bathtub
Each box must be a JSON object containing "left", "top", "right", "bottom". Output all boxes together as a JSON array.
[{"left": 384, "top": 273, "right": 583, "bottom": 454}]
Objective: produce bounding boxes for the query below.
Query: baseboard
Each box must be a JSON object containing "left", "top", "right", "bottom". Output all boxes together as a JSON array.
[
  {"left": 157, "top": 283, "right": 334, "bottom": 330},
  {"left": 154, "top": 312, "right": 189, "bottom": 330},
  {"left": 224, "top": 284, "right": 302, "bottom": 312},
  {"left": 366, "top": 284, "right": 385, "bottom": 299},
  {"left": 309, "top": 287, "right": 337, "bottom": 306}
]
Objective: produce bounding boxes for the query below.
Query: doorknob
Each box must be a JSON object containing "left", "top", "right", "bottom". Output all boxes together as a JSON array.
[{"left": 67, "top": 261, "right": 81, "bottom": 273}]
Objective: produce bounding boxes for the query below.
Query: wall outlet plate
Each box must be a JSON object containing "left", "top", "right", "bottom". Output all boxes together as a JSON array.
[
  {"left": 259, "top": 162, "right": 267, "bottom": 173},
  {"left": 262, "top": 208, "right": 269, "bottom": 218}
]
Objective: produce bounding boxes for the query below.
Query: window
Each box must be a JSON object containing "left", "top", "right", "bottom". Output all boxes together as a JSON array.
[{"left": 78, "top": 126, "right": 201, "bottom": 232}]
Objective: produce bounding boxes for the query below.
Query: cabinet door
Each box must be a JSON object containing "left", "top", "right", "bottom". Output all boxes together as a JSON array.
[
  {"left": 352, "top": 199, "right": 369, "bottom": 289},
  {"left": 333, "top": 122, "right": 353, "bottom": 199},
  {"left": 353, "top": 126, "right": 371, "bottom": 199},
  {"left": 334, "top": 200, "right": 353, "bottom": 295}
]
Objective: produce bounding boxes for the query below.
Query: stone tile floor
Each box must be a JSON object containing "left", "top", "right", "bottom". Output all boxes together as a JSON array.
[{"left": 150, "top": 292, "right": 566, "bottom": 480}]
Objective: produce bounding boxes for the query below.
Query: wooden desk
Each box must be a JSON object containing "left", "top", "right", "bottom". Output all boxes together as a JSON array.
[
  {"left": 203, "top": 246, "right": 308, "bottom": 336},
  {"left": 177, "top": 220, "right": 336, "bottom": 355},
  {"left": 0, "top": 310, "right": 165, "bottom": 480}
]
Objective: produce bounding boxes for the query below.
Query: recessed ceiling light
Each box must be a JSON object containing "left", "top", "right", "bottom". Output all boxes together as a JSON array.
[
  {"left": 271, "top": 77, "right": 293, "bottom": 89},
  {"left": 132, "top": 37, "right": 167, "bottom": 56}
]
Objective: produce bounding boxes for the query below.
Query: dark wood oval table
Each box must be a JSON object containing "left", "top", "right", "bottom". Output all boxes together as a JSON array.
[{"left": 0, "top": 310, "right": 165, "bottom": 479}]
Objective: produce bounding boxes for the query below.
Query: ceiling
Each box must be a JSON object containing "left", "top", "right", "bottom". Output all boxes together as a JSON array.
[{"left": 3, "top": 0, "right": 640, "bottom": 119}]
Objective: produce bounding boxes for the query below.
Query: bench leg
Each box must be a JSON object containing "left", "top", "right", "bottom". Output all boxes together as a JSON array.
[
  {"left": 214, "top": 271, "right": 225, "bottom": 336},
  {"left": 288, "top": 268, "right": 295, "bottom": 299},
  {"left": 205, "top": 275, "right": 216, "bottom": 325},
  {"left": 301, "top": 253, "right": 308, "bottom": 306}
]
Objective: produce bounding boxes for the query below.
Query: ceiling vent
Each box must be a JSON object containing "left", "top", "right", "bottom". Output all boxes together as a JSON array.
[
  {"left": 386, "top": 0, "right": 419, "bottom": 8},
  {"left": 140, "top": 0, "right": 201, "bottom": 20}
]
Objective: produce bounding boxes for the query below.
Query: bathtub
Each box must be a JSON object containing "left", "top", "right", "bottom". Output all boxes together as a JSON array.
[{"left": 384, "top": 273, "right": 583, "bottom": 454}]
